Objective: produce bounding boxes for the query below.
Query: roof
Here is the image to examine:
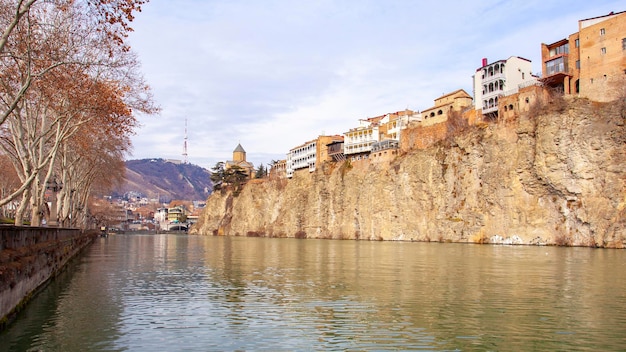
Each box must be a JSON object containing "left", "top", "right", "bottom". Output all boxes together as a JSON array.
[
  {"left": 233, "top": 143, "right": 246, "bottom": 153},
  {"left": 580, "top": 10, "right": 625, "bottom": 23},
  {"left": 436, "top": 89, "right": 471, "bottom": 100},
  {"left": 475, "top": 56, "right": 531, "bottom": 71}
]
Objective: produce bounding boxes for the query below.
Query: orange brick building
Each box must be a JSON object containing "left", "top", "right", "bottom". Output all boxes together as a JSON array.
[{"left": 541, "top": 10, "right": 626, "bottom": 102}]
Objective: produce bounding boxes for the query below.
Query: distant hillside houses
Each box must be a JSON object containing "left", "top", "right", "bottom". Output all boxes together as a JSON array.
[{"left": 264, "top": 10, "right": 625, "bottom": 179}]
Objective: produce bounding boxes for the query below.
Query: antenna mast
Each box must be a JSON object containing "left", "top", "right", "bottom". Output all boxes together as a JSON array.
[{"left": 183, "top": 118, "right": 188, "bottom": 164}]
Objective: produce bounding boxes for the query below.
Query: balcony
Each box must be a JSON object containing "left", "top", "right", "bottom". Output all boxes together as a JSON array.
[
  {"left": 481, "top": 71, "right": 505, "bottom": 84},
  {"left": 545, "top": 57, "right": 569, "bottom": 76}
]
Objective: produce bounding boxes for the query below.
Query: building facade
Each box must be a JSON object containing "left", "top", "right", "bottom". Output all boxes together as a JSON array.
[
  {"left": 286, "top": 135, "right": 340, "bottom": 178},
  {"left": 420, "top": 89, "right": 473, "bottom": 125},
  {"left": 343, "top": 116, "right": 381, "bottom": 159},
  {"left": 473, "top": 56, "right": 536, "bottom": 117},
  {"left": 541, "top": 11, "right": 626, "bottom": 102},
  {"left": 269, "top": 159, "right": 287, "bottom": 179}
]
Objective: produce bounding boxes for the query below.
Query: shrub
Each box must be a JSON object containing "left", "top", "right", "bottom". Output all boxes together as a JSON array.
[{"left": 553, "top": 233, "right": 572, "bottom": 246}]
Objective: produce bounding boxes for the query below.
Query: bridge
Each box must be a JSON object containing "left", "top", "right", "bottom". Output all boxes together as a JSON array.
[{"left": 162, "top": 222, "right": 189, "bottom": 232}]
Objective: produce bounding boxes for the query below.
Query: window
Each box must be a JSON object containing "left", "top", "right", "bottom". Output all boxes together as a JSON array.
[
  {"left": 575, "top": 39, "right": 579, "bottom": 48},
  {"left": 546, "top": 57, "right": 567, "bottom": 75},
  {"left": 549, "top": 43, "right": 569, "bottom": 57},
  {"left": 601, "top": 47, "right": 606, "bottom": 55},
  {"left": 600, "top": 28, "right": 605, "bottom": 36},
  {"left": 623, "top": 38, "right": 626, "bottom": 50},
  {"left": 522, "top": 72, "right": 525, "bottom": 79},
  {"left": 576, "top": 60, "right": 580, "bottom": 69}
]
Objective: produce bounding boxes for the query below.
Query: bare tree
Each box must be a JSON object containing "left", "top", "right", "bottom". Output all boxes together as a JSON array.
[
  {"left": 0, "top": 0, "right": 148, "bottom": 126},
  {"left": 0, "top": 1, "right": 156, "bottom": 225}
]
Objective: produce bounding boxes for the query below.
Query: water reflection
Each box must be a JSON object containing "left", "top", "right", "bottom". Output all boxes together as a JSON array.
[{"left": 1, "top": 234, "right": 625, "bottom": 351}]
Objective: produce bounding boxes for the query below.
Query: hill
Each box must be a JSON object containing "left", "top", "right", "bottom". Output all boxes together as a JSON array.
[{"left": 114, "top": 159, "right": 212, "bottom": 202}]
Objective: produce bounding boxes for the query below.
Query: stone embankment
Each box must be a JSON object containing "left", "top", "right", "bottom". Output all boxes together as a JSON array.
[
  {"left": 0, "top": 226, "right": 97, "bottom": 328},
  {"left": 192, "top": 98, "right": 626, "bottom": 248}
]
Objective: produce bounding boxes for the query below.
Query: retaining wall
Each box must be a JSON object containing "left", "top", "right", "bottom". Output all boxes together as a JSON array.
[{"left": 0, "top": 225, "right": 97, "bottom": 328}]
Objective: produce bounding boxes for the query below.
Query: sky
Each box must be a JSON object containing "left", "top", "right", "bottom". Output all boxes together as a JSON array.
[{"left": 126, "top": 0, "right": 623, "bottom": 169}]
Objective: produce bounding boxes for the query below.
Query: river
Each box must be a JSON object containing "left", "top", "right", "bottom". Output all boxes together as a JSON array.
[{"left": 1, "top": 234, "right": 625, "bottom": 351}]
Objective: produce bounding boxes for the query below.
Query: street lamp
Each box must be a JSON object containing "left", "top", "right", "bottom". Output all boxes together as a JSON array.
[{"left": 46, "top": 176, "right": 63, "bottom": 227}]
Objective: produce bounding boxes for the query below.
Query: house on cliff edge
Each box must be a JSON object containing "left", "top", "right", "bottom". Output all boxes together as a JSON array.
[{"left": 540, "top": 10, "right": 626, "bottom": 102}]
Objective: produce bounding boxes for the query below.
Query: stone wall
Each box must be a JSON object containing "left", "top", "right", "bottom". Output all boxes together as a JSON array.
[
  {"left": 400, "top": 121, "right": 448, "bottom": 151},
  {"left": 0, "top": 226, "right": 97, "bottom": 327}
]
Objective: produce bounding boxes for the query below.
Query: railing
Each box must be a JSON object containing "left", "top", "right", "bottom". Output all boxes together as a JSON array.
[
  {"left": 483, "top": 105, "right": 498, "bottom": 114},
  {"left": 371, "top": 140, "right": 399, "bottom": 152},
  {"left": 344, "top": 144, "right": 373, "bottom": 155},
  {"left": 482, "top": 71, "right": 505, "bottom": 83}
]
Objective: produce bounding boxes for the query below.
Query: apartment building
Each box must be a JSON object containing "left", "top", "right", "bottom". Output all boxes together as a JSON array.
[
  {"left": 541, "top": 10, "right": 626, "bottom": 102},
  {"left": 269, "top": 159, "right": 287, "bottom": 179},
  {"left": 342, "top": 109, "right": 420, "bottom": 162},
  {"left": 379, "top": 109, "right": 419, "bottom": 140},
  {"left": 343, "top": 116, "right": 382, "bottom": 160},
  {"left": 167, "top": 205, "right": 186, "bottom": 223},
  {"left": 473, "top": 56, "right": 536, "bottom": 117},
  {"left": 286, "top": 135, "right": 341, "bottom": 178}
]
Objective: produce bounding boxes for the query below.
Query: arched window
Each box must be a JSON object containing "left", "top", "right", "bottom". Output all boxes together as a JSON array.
[
  {"left": 437, "top": 110, "right": 443, "bottom": 115},
  {"left": 509, "top": 104, "right": 514, "bottom": 110}
]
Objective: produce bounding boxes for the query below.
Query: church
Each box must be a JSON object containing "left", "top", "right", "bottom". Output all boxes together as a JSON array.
[{"left": 225, "top": 143, "right": 255, "bottom": 178}]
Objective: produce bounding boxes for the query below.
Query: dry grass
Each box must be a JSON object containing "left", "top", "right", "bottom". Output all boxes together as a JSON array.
[{"left": 553, "top": 233, "right": 572, "bottom": 246}]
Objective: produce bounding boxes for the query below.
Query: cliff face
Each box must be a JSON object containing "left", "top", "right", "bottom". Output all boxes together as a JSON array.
[{"left": 192, "top": 98, "right": 626, "bottom": 247}]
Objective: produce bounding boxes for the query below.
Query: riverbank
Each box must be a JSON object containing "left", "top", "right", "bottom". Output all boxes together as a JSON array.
[{"left": 0, "top": 226, "right": 98, "bottom": 329}]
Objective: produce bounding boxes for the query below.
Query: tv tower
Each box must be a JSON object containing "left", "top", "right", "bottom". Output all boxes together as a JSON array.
[{"left": 183, "top": 118, "right": 188, "bottom": 164}]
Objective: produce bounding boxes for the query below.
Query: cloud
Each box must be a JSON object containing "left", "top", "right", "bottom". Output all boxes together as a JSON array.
[{"left": 127, "top": 0, "right": 624, "bottom": 169}]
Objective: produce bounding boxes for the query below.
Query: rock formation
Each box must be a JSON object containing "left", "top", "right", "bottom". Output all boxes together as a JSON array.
[{"left": 192, "top": 98, "right": 626, "bottom": 247}]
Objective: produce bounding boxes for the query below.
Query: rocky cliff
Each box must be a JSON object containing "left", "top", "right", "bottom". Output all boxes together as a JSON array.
[{"left": 192, "top": 98, "right": 626, "bottom": 247}]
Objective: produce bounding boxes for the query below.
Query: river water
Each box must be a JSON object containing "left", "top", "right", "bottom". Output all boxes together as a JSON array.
[{"left": 1, "top": 234, "right": 625, "bottom": 351}]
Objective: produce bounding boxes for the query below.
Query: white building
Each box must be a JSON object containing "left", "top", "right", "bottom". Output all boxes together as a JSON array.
[
  {"left": 343, "top": 109, "right": 419, "bottom": 160},
  {"left": 343, "top": 117, "right": 381, "bottom": 158},
  {"left": 473, "top": 56, "right": 536, "bottom": 116},
  {"left": 286, "top": 140, "right": 317, "bottom": 178}
]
